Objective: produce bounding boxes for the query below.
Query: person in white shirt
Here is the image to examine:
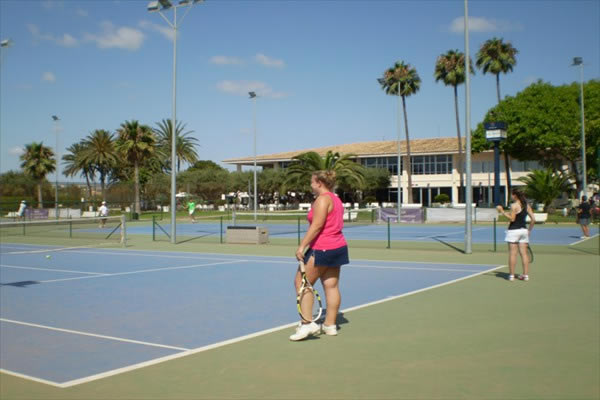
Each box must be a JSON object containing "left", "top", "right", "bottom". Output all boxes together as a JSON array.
[
  {"left": 17, "top": 200, "right": 27, "bottom": 221},
  {"left": 99, "top": 201, "right": 109, "bottom": 228}
]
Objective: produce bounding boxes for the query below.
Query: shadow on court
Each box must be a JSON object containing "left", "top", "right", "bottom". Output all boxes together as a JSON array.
[
  {"left": 0, "top": 281, "right": 40, "bottom": 288},
  {"left": 432, "top": 237, "right": 466, "bottom": 254}
]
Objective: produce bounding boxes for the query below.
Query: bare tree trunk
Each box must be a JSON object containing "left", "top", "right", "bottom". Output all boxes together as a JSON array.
[
  {"left": 496, "top": 73, "right": 512, "bottom": 198},
  {"left": 134, "top": 161, "right": 140, "bottom": 214},
  {"left": 85, "top": 175, "right": 92, "bottom": 200},
  {"left": 100, "top": 172, "right": 106, "bottom": 202},
  {"left": 454, "top": 85, "right": 464, "bottom": 202},
  {"left": 37, "top": 182, "right": 43, "bottom": 209},
  {"left": 402, "top": 96, "right": 413, "bottom": 204}
]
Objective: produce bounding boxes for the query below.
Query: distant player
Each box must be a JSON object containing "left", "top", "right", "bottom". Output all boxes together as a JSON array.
[
  {"left": 187, "top": 199, "right": 196, "bottom": 223},
  {"left": 17, "top": 200, "right": 27, "bottom": 221},
  {"left": 99, "top": 201, "right": 109, "bottom": 228}
]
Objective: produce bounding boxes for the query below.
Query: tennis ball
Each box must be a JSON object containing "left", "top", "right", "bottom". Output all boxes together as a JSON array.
[{"left": 45, "top": 255, "right": 51, "bottom": 259}]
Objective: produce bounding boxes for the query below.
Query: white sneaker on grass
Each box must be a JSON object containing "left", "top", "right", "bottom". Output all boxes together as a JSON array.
[
  {"left": 289, "top": 322, "right": 320, "bottom": 341},
  {"left": 321, "top": 324, "right": 338, "bottom": 336}
]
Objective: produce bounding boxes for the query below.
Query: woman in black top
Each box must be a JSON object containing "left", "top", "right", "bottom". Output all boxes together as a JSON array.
[
  {"left": 496, "top": 189, "right": 535, "bottom": 281},
  {"left": 577, "top": 195, "right": 591, "bottom": 239}
]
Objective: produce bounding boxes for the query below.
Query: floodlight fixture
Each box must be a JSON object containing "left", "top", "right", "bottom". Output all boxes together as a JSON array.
[
  {"left": 248, "top": 91, "right": 256, "bottom": 98},
  {"left": 51, "top": 115, "right": 60, "bottom": 121},
  {"left": 572, "top": 57, "right": 583, "bottom": 66},
  {"left": 158, "top": 0, "right": 173, "bottom": 9},
  {"left": 147, "top": 1, "right": 160, "bottom": 11},
  {"left": 1, "top": 39, "right": 13, "bottom": 48}
]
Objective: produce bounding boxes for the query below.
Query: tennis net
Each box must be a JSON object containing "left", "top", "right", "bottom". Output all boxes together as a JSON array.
[{"left": 0, "top": 215, "right": 127, "bottom": 246}]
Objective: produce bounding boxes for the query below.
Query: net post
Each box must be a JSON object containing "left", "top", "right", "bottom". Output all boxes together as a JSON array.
[
  {"left": 152, "top": 215, "right": 156, "bottom": 241},
  {"left": 387, "top": 217, "right": 391, "bottom": 249},
  {"left": 493, "top": 217, "right": 497, "bottom": 252},
  {"left": 120, "top": 214, "right": 127, "bottom": 247},
  {"left": 220, "top": 216, "right": 223, "bottom": 244}
]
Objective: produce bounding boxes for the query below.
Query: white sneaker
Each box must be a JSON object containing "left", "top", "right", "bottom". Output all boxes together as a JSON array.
[
  {"left": 289, "top": 322, "right": 320, "bottom": 341},
  {"left": 508, "top": 274, "right": 515, "bottom": 281},
  {"left": 321, "top": 324, "right": 338, "bottom": 336}
]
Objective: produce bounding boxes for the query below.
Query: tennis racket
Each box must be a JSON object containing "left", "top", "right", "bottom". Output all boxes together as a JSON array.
[
  {"left": 527, "top": 244, "right": 534, "bottom": 264},
  {"left": 296, "top": 260, "right": 323, "bottom": 323}
]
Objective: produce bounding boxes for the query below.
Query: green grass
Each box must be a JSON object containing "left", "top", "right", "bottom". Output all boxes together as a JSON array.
[{"left": 1, "top": 233, "right": 598, "bottom": 399}]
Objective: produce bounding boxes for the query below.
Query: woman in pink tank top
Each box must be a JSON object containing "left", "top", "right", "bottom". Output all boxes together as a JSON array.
[{"left": 290, "top": 170, "right": 349, "bottom": 341}]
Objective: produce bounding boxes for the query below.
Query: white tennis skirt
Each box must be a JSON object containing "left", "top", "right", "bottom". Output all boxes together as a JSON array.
[{"left": 505, "top": 228, "right": 529, "bottom": 243}]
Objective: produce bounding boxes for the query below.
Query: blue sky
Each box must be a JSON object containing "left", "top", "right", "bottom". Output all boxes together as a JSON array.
[{"left": 1, "top": 0, "right": 599, "bottom": 177}]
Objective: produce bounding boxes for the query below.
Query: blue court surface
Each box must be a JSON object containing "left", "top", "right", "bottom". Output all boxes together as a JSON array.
[
  {"left": 0, "top": 243, "right": 498, "bottom": 387},
  {"left": 134, "top": 221, "right": 594, "bottom": 245}
]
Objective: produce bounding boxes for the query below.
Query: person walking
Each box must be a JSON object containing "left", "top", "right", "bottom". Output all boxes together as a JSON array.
[
  {"left": 16, "top": 200, "right": 27, "bottom": 221},
  {"left": 187, "top": 199, "right": 197, "bottom": 223},
  {"left": 577, "top": 195, "right": 592, "bottom": 239},
  {"left": 496, "top": 189, "right": 535, "bottom": 282},
  {"left": 98, "top": 201, "right": 109, "bottom": 228},
  {"left": 290, "top": 170, "right": 349, "bottom": 341}
]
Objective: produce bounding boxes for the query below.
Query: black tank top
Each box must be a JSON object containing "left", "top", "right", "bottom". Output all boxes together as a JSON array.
[{"left": 508, "top": 204, "right": 527, "bottom": 230}]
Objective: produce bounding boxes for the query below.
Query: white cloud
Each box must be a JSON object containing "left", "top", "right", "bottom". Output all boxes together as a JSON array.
[
  {"left": 210, "top": 55, "right": 244, "bottom": 65},
  {"left": 84, "top": 22, "right": 144, "bottom": 51},
  {"left": 76, "top": 8, "right": 89, "bottom": 17},
  {"left": 138, "top": 20, "right": 175, "bottom": 41},
  {"left": 42, "top": 72, "right": 56, "bottom": 82},
  {"left": 254, "top": 53, "right": 285, "bottom": 68},
  {"left": 9, "top": 146, "right": 24, "bottom": 156},
  {"left": 216, "top": 80, "right": 288, "bottom": 99},
  {"left": 26, "top": 23, "right": 78, "bottom": 47},
  {"left": 449, "top": 17, "right": 523, "bottom": 34}
]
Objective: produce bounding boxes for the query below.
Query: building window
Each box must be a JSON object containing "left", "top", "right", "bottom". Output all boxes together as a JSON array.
[
  {"left": 361, "top": 156, "right": 401, "bottom": 175},
  {"left": 411, "top": 154, "right": 452, "bottom": 175}
]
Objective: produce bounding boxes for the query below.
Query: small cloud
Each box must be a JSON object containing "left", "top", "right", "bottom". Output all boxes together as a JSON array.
[
  {"left": 210, "top": 55, "right": 244, "bottom": 65},
  {"left": 254, "top": 53, "right": 285, "bottom": 68},
  {"left": 42, "top": 72, "right": 56, "bottom": 82},
  {"left": 449, "top": 16, "right": 523, "bottom": 34},
  {"left": 84, "top": 21, "right": 144, "bottom": 51},
  {"left": 216, "top": 80, "right": 288, "bottom": 99},
  {"left": 76, "top": 8, "right": 88, "bottom": 17},
  {"left": 138, "top": 20, "right": 175, "bottom": 41},
  {"left": 26, "top": 23, "right": 78, "bottom": 47},
  {"left": 9, "top": 146, "right": 24, "bottom": 156}
]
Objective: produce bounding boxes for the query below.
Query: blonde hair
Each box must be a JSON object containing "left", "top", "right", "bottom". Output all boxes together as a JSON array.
[{"left": 313, "top": 170, "right": 336, "bottom": 189}]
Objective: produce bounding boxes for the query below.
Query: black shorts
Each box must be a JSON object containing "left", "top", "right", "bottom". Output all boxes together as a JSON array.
[{"left": 304, "top": 245, "right": 349, "bottom": 267}]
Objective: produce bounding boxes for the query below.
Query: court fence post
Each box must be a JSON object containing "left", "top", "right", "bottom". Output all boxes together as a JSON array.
[
  {"left": 297, "top": 216, "right": 301, "bottom": 245},
  {"left": 493, "top": 217, "right": 497, "bottom": 252},
  {"left": 69, "top": 220, "right": 72, "bottom": 238},
  {"left": 152, "top": 215, "right": 156, "bottom": 241},
  {"left": 387, "top": 217, "right": 391, "bottom": 249},
  {"left": 220, "top": 216, "right": 223, "bottom": 244},
  {"left": 121, "top": 214, "right": 127, "bottom": 247}
]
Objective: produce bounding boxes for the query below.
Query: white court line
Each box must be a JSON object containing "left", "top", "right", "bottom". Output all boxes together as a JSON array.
[
  {"left": 0, "top": 369, "right": 63, "bottom": 388},
  {"left": 40, "top": 260, "right": 244, "bottom": 283},
  {"left": 0, "top": 318, "right": 189, "bottom": 351},
  {"left": 4, "top": 243, "right": 114, "bottom": 255},
  {"left": 569, "top": 233, "right": 599, "bottom": 246},
  {"left": 0, "top": 264, "right": 107, "bottom": 276},
  {"left": 418, "top": 227, "right": 487, "bottom": 240},
  {"left": 1, "top": 263, "right": 504, "bottom": 388}
]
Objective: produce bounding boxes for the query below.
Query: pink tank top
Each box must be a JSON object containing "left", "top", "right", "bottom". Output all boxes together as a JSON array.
[{"left": 307, "top": 192, "right": 347, "bottom": 250}]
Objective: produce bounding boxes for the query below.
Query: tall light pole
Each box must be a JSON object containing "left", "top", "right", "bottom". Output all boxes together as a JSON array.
[
  {"left": 52, "top": 115, "right": 60, "bottom": 219},
  {"left": 572, "top": 57, "right": 586, "bottom": 198},
  {"left": 464, "top": 0, "right": 472, "bottom": 254},
  {"left": 147, "top": 0, "right": 203, "bottom": 244},
  {"left": 378, "top": 77, "right": 402, "bottom": 222},
  {"left": 249, "top": 91, "right": 258, "bottom": 221}
]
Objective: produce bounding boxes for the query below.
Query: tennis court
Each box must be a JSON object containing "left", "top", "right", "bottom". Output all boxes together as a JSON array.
[{"left": 0, "top": 243, "right": 500, "bottom": 387}]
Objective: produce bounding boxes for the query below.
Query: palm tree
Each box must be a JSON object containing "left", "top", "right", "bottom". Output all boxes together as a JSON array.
[
  {"left": 434, "top": 49, "right": 474, "bottom": 202},
  {"left": 476, "top": 37, "right": 518, "bottom": 196},
  {"left": 284, "top": 151, "right": 365, "bottom": 194},
  {"left": 154, "top": 119, "right": 199, "bottom": 172},
  {"left": 378, "top": 61, "right": 421, "bottom": 203},
  {"left": 20, "top": 142, "right": 56, "bottom": 208},
  {"left": 82, "top": 129, "right": 118, "bottom": 201},
  {"left": 517, "top": 169, "right": 573, "bottom": 212},
  {"left": 62, "top": 141, "right": 95, "bottom": 200},
  {"left": 115, "top": 120, "right": 157, "bottom": 214}
]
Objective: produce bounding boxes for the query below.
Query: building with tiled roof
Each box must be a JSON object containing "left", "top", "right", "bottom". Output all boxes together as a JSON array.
[{"left": 223, "top": 137, "right": 542, "bottom": 205}]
